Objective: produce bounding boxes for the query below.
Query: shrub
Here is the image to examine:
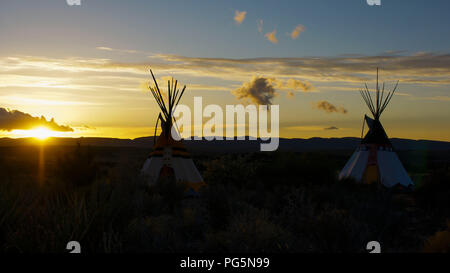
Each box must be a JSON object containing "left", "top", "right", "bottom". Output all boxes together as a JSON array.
[
  {"left": 204, "top": 205, "right": 293, "bottom": 253},
  {"left": 423, "top": 222, "right": 450, "bottom": 253},
  {"left": 203, "top": 185, "right": 231, "bottom": 230}
]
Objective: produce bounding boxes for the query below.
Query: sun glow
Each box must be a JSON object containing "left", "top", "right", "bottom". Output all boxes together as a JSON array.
[
  {"left": 26, "top": 127, "right": 56, "bottom": 140},
  {"left": 12, "top": 127, "right": 58, "bottom": 140},
  {"left": 30, "top": 127, "right": 55, "bottom": 140}
]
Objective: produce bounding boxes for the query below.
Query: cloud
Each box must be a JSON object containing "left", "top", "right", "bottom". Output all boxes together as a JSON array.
[
  {"left": 76, "top": 125, "right": 96, "bottom": 131},
  {"left": 415, "top": 96, "right": 450, "bottom": 102},
  {"left": 234, "top": 10, "right": 247, "bottom": 25},
  {"left": 272, "top": 78, "right": 313, "bottom": 92},
  {"left": 285, "top": 125, "right": 324, "bottom": 131},
  {"left": 231, "top": 76, "right": 313, "bottom": 104},
  {"left": 96, "top": 46, "right": 113, "bottom": 51},
  {"left": 265, "top": 30, "right": 278, "bottom": 44},
  {"left": 0, "top": 96, "right": 101, "bottom": 106},
  {"left": 144, "top": 52, "right": 450, "bottom": 85},
  {"left": 2, "top": 52, "right": 450, "bottom": 93},
  {"left": 232, "top": 77, "right": 276, "bottom": 105},
  {"left": 315, "top": 101, "right": 348, "bottom": 114},
  {"left": 0, "top": 108, "right": 73, "bottom": 132},
  {"left": 290, "top": 24, "right": 305, "bottom": 39},
  {"left": 324, "top": 126, "right": 339, "bottom": 130},
  {"left": 428, "top": 96, "right": 450, "bottom": 101},
  {"left": 257, "top": 19, "right": 263, "bottom": 33},
  {"left": 287, "top": 91, "right": 295, "bottom": 98},
  {"left": 96, "top": 46, "right": 138, "bottom": 54},
  {"left": 384, "top": 50, "right": 408, "bottom": 55}
]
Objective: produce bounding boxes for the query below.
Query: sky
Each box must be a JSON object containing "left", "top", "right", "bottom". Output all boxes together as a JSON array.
[{"left": 0, "top": 0, "right": 449, "bottom": 141}]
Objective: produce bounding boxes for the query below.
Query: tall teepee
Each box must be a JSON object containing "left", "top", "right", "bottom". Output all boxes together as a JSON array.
[
  {"left": 339, "top": 68, "right": 414, "bottom": 188},
  {"left": 141, "top": 70, "right": 205, "bottom": 194}
]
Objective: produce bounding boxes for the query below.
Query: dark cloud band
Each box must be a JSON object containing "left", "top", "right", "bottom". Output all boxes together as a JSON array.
[{"left": 0, "top": 108, "right": 73, "bottom": 132}]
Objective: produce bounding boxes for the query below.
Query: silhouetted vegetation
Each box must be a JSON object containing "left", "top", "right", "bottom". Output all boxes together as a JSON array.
[
  {"left": 56, "top": 143, "right": 99, "bottom": 188},
  {"left": 0, "top": 145, "right": 448, "bottom": 253}
]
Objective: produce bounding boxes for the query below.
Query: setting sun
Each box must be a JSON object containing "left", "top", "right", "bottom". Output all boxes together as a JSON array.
[
  {"left": 11, "top": 127, "right": 59, "bottom": 140},
  {"left": 27, "top": 127, "right": 54, "bottom": 140}
]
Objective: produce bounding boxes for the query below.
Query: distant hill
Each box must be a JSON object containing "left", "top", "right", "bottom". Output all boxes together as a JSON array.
[{"left": 0, "top": 136, "right": 449, "bottom": 152}]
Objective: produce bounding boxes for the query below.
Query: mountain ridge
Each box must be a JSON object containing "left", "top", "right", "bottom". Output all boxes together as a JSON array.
[{"left": 0, "top": 136, "right": 448, "bottom": 152}]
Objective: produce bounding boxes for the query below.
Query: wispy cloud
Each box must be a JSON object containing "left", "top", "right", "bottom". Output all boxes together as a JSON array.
[
  {"left": 96, "top": 46, "right": 113, "bottom": 51},
  {"left": 285, "top": 125, "right": 325, "bottom": 131},
  {"left": 96, "top": 46, "right": 139, "bottom": 54},
  {"left": 2, "top": 52, "right": 450, "bottom": 93},
  {"left": 76, "top": 125, "right": 96, "bottom": 131},
  {"left": 146, "top": 52, "right": 450, "bottom": 85},
  {"left": 257, "top": 19, "right": 263, "bottom": 33},
  {"left": 0, "top": 107, "right": 73, "bottom": 132},
  {"left": 272, "top": 78, "right": 313, "bottom": 92},
  {"left": 290, "top": 24, "right": 305, "bottom": 39},
  {"left": 234, "top": 10, "right": 247, "bottom": 25},
  {"left": 265, "top": 30, "right": 278, "bottom": 44},
  {"left": 0, "top": 96, "right": 102, "bottom": 106},
  {"left": 315, "top": 101, "right": 348, "bottom": 114},
  {"left": 419, "top": 96, "right": 450, "bottom": 102},
  {"left": 324, "top": 126, "right": 339, "bottom": 130}
]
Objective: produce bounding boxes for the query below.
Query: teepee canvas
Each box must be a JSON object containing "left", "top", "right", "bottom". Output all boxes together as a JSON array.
[
  {"left": 141, "top": 70, "right": 205, "bottom": 194},
  {"left": 339, "top": 69, "right": 414, "bottom": 188}
]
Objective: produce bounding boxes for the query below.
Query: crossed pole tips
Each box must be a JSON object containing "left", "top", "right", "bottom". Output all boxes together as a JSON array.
[
  {"left": 359, "top": 67, "right": 399, "bottom": 121},
  {"left": 147, "top": 69, "right": 186, "bottom": 143}
]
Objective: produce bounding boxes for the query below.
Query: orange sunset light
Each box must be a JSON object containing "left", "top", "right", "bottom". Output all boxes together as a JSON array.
[{"left": 12, "top": 127, "right": 60, "bottom": 140}]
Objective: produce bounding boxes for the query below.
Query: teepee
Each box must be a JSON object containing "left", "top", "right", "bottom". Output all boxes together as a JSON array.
[
  {"left": 339, "top": 68, "right": 414, "bottom": 188},
  {"left": 141, "top": 70, "right": 205, "bottom": 194}
]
